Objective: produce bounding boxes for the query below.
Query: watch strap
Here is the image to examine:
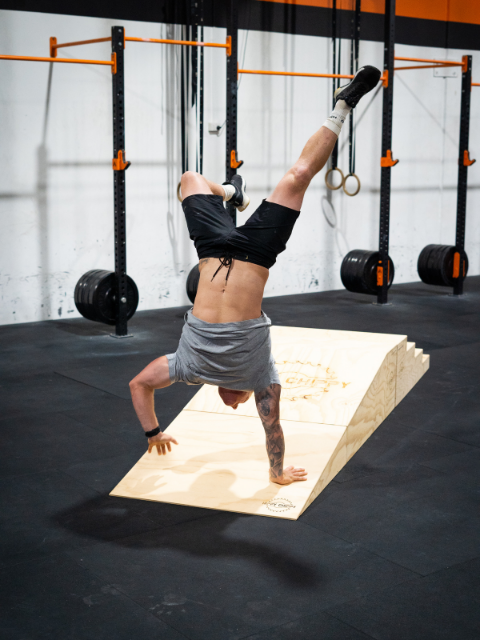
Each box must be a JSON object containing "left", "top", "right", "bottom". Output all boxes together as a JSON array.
[{"left": 145, "top": 426, "right": 161, "bottom": 438}]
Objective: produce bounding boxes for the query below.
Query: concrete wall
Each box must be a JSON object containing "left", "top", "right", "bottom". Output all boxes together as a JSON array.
[{"left": 0, "top": 9, "right": 479, "bottom": 325}]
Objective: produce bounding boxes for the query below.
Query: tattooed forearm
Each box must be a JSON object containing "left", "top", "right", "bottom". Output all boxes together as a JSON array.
[
  {"left": 265, "top": 421, "right": 285, "bottom": 478},
  {"left": 255, "top": 384, "right": 285, "bottom": 479},
  {"left": 256, "top": 384, "right": 280, "bottom": 422}
]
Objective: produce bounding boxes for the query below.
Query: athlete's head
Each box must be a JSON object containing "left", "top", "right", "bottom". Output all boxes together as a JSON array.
[{"left": 218, "top": 387, "right": 253, "bottom": 410}]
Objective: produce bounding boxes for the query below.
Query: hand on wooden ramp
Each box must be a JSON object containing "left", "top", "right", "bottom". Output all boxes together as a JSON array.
[
  {"left": 148, "top": 432, "right": 179, "bottom": 455},
  {"left": 272, "top": 465, "right": 308, "bottom": 485}
]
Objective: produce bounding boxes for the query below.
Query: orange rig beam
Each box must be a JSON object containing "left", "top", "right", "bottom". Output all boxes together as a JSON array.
[
  {"left": 50, "top": 36, "right": 112, "bottom": 57},
  {"left": 0, "top": 53, "right": 115, "bottom": 69},
  {"left": 239, "top": 57, "right": 464, "bottom": 83},
  {"left": 395, "top": 64, "right": 460, "bottom": 71},
  {"left": 125, "top": 36, "right": 230, "bottom": 52},
  {"left": 238, "top": 68, "right": 354, "bottom": 80},
  {"left": 49, "top": 34, "right": 231, "bottom": 56},
  {"left": 394, "top": 56, "right": 465, "bottom": 73},
  {"left": 394, "top": 56, "right": 463, "bottom": 66}
]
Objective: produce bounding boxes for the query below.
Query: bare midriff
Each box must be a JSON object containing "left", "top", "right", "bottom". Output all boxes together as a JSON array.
[{"left": 192, "top": 258, "right": 269, "bottom": 323}]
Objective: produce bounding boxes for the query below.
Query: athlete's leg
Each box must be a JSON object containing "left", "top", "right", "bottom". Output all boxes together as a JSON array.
[
  {"left": 180, "top": 171, "right": 225, "bottom": 199},
  {"left": 267, "top": 127, "right": 338, "bottom": 211},
  {"left": 267, "top": 64, "right": 382, "bottom": 211},
  {"left": 180, "top": 171, "right": 250, "bottom": 212}
]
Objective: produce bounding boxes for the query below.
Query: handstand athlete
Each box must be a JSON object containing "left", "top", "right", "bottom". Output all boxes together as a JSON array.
[{"left": 129, "top": 65, "right": 381, "bottom": 485}]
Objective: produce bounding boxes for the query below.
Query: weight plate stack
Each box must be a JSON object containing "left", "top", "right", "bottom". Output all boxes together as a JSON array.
[
  {"left": 186, "top": 264, "right": 200, "bottom": 303},
  {"left": 74, "top": 270, "right": 101, "bottom": 321},
  {"left": 74, "top": 269, "right": 139, "bottom": 325},
  {"left": 341, "top": 249, "right": 394, "bottom": 295},
  {"left": 417, "top": 244, "right": 469, "bottom": 287}
]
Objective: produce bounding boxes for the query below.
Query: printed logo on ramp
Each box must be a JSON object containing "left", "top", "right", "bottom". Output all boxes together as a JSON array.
[{"left": 263, "top": 498, "right": 295, "bottom": 513}]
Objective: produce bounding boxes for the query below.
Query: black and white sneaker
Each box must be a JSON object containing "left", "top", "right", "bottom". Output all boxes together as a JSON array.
[
  {"left": 223, "top": 174, "right": 250, "bottom": 212},
  {"left": 334, "top": 65, "right": 381, "bottom": 108}
]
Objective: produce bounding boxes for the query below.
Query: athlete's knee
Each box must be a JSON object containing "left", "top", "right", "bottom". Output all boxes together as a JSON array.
[
  {"left": 288, "top": 163, "right": 313, "bottom": 191},
  {"left": 181, "top": 171, "right": 200, "bottom": 189}
]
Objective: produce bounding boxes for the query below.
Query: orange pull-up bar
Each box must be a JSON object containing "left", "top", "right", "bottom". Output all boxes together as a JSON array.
[
  {"left": 50, "top": 33, "right": 231, "bottom": 57},
  {"left": 50, "top": 36, "right": 112, "bottom": 57},
  {"left": 125, "top": 35, "right": 231, "bottom": 55},
  {"left": 238, "top": 56, "right": 466, "bottom": 85},
  {"left": 395, "top": 56, "right": 462, "bottom": 66},
  {"left": 396, "top": 64, "right": 460, "bottom": 71},
  {"left": 238, "top": 68, "right": 354, "bottom": 80},
  {"left": 0, "top": 53, "right": 116, "bottom": 73},
  {"left": 394, "top": 55, "right": 467, "bottom": 73}
]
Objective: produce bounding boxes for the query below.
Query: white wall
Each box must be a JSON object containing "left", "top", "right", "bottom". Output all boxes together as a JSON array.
[{"left": 0, "top": 9, "right": 479, "bottom": 325}]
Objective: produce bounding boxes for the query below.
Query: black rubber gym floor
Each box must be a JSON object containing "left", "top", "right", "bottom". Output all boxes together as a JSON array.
[{"left": 1, "top": 277, "right": 479, "bottom": 640}]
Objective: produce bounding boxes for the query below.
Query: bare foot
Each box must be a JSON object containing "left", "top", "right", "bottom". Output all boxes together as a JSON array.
[{"left": 271, "top": 465, "right": 308, "bottom": 485}]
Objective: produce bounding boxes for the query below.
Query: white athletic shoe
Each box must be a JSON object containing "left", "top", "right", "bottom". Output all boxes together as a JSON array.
[{"left": 223, "top": 174, "right": 250, "bottom": 212}]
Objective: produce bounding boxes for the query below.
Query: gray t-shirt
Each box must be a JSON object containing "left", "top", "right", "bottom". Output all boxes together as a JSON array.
[{"left": 167, "top": 310, "right": 280, "bottom": 393}]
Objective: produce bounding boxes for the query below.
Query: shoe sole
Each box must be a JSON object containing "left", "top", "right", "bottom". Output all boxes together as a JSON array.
[
  {"left": 334, "top": 65, "right": 381, "bottom": 105},
  {"left": 334, "top": 67, "right": 363, "bottom": 100},
  {"left": 232, "top": 176, "right": 249, "bottom": 212},
  {"left": 237, "top": 194, "right": 250, "bottom": 212}
]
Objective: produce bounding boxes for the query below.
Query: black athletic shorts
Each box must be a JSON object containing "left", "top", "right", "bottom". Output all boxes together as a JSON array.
[{"left": 182, "top": 194, "right": 300, "bottom": 270}]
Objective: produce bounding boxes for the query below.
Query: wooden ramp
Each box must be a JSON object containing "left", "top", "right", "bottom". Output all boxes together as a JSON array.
[{"left": 111, "top": 326, "right": 429, "bottom": 520}]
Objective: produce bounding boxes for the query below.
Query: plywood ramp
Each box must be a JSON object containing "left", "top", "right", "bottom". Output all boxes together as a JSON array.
[{"left": 111, "top": 326, "right": 429, "bottom": 520}]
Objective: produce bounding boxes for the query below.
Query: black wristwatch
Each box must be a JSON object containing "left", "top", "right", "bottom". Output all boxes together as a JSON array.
[{"left": 145, "top": 426, "right": 161, "bottom": 438}]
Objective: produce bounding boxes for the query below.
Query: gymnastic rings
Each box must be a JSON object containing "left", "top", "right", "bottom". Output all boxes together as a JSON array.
[
  {"left": 325, "top": 168, "right": 361, "bottom": 196},
  {"left": 325, "top": 167, "right": 344, "bottom": 191},
  {"left": 342, "top": 173, "right": 361, "bottom": 197},
  {"left": 177, "top": 181, "right": 183, "bottom": 203}
]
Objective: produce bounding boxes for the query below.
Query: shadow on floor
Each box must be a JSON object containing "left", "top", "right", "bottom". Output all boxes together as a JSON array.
[{"left": 51, "top": 495, "right": 319, "bottom": 588}]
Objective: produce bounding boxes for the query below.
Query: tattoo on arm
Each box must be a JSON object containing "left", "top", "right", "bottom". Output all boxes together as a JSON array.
[{"left": 255, "top": 384, "right": 284, "bottom": 479}]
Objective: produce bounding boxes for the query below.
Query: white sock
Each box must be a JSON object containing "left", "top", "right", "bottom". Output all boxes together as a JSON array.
[
  {"left": 222, "top": 184, "right": 235, "bottom": 201},
  {"left": 322, "top": 99, "right": 352, "bottom": 137}
]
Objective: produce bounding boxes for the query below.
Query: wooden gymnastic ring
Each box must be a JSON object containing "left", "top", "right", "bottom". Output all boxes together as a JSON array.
[
  {"left": 177, "top": 181, "right": 182, "bottom": 203},
  {"left": 343, "top": 173, "right": 361, "bottom": 197},
  {"left": 325, "top": 167, "right": 344, "bottom": 191}
]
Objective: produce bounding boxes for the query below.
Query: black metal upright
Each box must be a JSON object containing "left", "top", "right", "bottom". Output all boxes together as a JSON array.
[
  {"left": 193, "top": 0, "right": 204, "bottom": 175},
  {"left": 111, "top": 26, "right": 130, "bottom": 336},
  {"left": 180, "top": 44, "right": 188, "bottom": 174},
  {"left": 226, "top": 0, "right": 240, "bottom": 224},
  {"left": 331, "top": 0, "right": 339, "bottom": 172},
  {"left": 354, "top": 0, "right": 361, "bottom": 68},
  {"left": 190, "top": 0, "right": 198, "bottom": 108},
  {"left": 454, "top": 55, "right": 473, "bottom": 296},
  {"left": 198, "top": 30, "right": 204, "bottom": 175},
  {"left": 377, "top": 0, "right": 396, "bottom": 304},
  {"left": 348, "top": 0, "right": 361, "bottom": 178}
]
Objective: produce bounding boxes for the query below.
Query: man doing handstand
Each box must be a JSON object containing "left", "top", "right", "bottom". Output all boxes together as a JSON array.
[{"left": 129, "top": 65, "right": 381, "bottom": 485}]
